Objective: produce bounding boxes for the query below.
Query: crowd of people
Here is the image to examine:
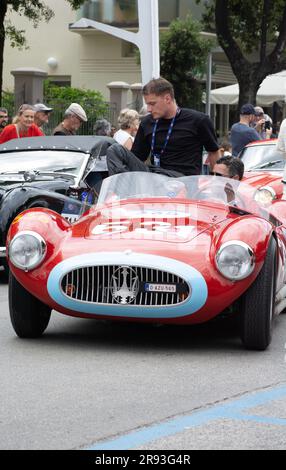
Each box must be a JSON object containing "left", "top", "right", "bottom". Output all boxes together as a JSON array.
[
  {"left": 4, "top": 76, "right": 284, "bottom": 182},
  {"left": 0, "top": 102, "right": 88, "bottom": 143}
]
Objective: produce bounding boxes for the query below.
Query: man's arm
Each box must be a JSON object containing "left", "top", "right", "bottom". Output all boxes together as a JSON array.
[
  {"left": 249, "top": 127, "right": 262, "bottom": 142},
  {"left": 131, "top": 123, "right": 151, "bottom": 162},
  {"left": 198, "top": 115, "right": 220, "bottom": 170},
  {"left": 207, "top": 150, "right": 221, "bottom": 171}
]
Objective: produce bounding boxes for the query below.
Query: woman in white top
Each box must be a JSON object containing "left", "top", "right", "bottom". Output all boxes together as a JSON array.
[{"left": 114, "top": 108, "right": 140, "bottom": 150}]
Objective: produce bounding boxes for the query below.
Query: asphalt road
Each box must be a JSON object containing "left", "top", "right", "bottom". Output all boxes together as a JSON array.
[{"left": 1, "top": 277, "right": 286, "bottom": 450}]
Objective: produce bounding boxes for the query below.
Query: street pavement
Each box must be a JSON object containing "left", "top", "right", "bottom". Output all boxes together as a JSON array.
[{"left": 0, "top": 277, "right": 286, "bottom": 450}]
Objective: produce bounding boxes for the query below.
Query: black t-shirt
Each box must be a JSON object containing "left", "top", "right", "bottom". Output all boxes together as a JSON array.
[{"left": 131, "top": 108, "right": 219, "bottom": 175}]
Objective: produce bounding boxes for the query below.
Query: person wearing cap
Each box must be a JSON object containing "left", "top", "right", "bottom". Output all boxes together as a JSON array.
[
  {"left": 230, "top": 104, "right": 261, "bottom": 157},
  {"left": 53, "top": 103, "right": 87, "bottom": 136},
  {"left": 253, "top": 106, "right": 273, "bottom": 139},
  {"left": 33, "top": 103, "right": 53, "bottom": 134}
]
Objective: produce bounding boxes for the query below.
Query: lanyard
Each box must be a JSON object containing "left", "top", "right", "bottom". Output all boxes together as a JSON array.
[{"left": 151, "top": 108, "right": 180, "bottom": 159}]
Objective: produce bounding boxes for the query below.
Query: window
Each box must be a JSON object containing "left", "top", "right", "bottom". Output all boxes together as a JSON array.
[
  {"left": 78, "top": 0, "right": 202, "bottom": 25},
  {"left": 79, "top": 0, "right": 138, "bottom": 25},
  {"left": 48, "top": 77, "right": 71, "bottom": 87}
]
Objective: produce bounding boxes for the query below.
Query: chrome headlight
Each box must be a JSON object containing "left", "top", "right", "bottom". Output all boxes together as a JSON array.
[
  {"left": 215, "top": 241, "right": 255, "bottom": 281},
  {"left": 9, "top": 231, "right": 47, "bottom": 271},
  {"left": 254, "top": 186, "right": 276, "bottom": 206}
]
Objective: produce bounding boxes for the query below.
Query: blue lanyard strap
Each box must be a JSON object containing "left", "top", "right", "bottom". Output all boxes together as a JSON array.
[{"left": 151, "top": 108, "right": 180, "bottom": 158}]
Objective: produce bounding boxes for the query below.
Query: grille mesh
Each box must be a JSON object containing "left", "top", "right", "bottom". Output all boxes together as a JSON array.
[{"left": 61, "top": 265, "right": 189, "bottom": 306}]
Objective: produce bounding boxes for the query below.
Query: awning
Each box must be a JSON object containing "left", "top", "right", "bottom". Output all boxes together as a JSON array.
[{"left": 211, "top": 71, "right": 286, "bottom": 105}]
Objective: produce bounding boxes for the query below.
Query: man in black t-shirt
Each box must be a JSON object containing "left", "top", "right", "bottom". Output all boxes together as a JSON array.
[{"left": 106, "top": 77, "right": 220, "bottom": 177}]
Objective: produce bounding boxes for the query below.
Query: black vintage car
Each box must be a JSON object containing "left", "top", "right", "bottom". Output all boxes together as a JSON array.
[{"left": 0, "top": 135, "right": 114, "bottom": 274}]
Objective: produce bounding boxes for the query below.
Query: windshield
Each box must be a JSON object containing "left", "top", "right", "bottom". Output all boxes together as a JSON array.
[
  {"left": 96, "top": 172, "right": 270, "bottom": 221},
  {"left": 240, "top": 144, "right": 285, "bottom": 171},
  {"left": 0, "top": 150, "right": 88, "bottom": 177}
]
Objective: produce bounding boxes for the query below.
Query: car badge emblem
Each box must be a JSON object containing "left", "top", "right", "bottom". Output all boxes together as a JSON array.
[
  {"left": 111, "top": 266, "right": 139, "bottom": 304},
  {"left": 65, "top": 284, "right": 76, "bottom": 296}
]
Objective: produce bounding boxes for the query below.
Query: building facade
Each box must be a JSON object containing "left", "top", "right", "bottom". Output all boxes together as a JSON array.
[{"left": 3, "top": 0, "right": 235, "bottom": 103}]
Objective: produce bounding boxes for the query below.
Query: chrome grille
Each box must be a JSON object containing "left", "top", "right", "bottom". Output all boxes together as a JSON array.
[{"left": 61, "top": 265, "right": 189, "bottom": 306}]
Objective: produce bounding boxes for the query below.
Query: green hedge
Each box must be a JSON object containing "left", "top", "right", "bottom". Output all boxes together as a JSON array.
[{"left": 2, "top": 83, "right": 113, "bottom": 135}]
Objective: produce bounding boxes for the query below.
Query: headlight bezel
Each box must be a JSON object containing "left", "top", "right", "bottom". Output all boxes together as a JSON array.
[
  {"left": 254, "top": 186, "right": 276, "bottom": 206},
  {"left": 8, "top": 230, "right": 47, "bottom": 271},
  {"left": 215, "top": 240, "right": 255, "bottom": 281}
]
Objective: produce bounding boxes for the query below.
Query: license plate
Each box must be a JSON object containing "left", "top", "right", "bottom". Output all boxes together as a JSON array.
[{"left": 145, "top": 283, "right": 177, "bottom": 293}]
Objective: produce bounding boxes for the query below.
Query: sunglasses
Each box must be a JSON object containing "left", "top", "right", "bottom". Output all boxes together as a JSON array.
[{"left": 209, "top": 171, "right": 229, "bottom": 177}]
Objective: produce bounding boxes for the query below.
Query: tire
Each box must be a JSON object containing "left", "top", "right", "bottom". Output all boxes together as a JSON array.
[
  {"left": 9, "top": 272, "right": 51, "bottom": 338},
  {"left": 240, "top": 237, "right": 276, "bottom": 351}
]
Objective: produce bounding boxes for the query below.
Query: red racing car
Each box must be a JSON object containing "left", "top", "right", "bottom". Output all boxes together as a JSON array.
[{"left": 7, "top": 172, "right": 286, "bottom": 350}]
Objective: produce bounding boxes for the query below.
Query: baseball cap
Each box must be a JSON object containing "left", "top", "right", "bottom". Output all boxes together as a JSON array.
[
  {"left": 65, "top": 103, "right": 87, "bottom": 122},
  {"left": 240, "top": 103, "right": 256, "bottom": 115},
  {"left": 34, "top": 103, "right": 53, "bottom": 112}
]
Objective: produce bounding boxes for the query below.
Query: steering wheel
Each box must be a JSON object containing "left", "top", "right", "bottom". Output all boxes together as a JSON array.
[{"left": 192, "top": 181, "right": 246, "bottom": 208}]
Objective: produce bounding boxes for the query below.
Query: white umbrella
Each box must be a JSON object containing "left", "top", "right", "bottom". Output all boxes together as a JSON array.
[{"left": 211, "top": 71, "right": 286, "bottom": 106}]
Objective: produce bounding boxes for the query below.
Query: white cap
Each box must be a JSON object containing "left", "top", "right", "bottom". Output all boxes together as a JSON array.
[
  {"left": 34, "top": 103, "right": 53, "bottom": 112},
  {"left": 65, "top": 103, "right": 87, "bottom": 122}
]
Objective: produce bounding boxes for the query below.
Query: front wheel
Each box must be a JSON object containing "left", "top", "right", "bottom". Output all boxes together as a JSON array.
[
  {"left": 9, "top": 272, "right": 51, "bottom": 338},
  {"left": 240, "top": 237, "right": 276, "bottom": 351}
]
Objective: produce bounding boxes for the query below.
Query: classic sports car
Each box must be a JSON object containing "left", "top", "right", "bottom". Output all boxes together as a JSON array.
[
  {"left": 240, "top": 138, "right": 284, "bottom": 173},
  {"left": 0, "top": 135, "right": 113, "bottom": 274},
  {"left": 7, "top": 172, "right": 286, "bottom": 350}
]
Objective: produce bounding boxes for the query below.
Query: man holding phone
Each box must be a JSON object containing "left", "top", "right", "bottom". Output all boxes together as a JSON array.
[{"left": 254, "top": 106, "right": 273, "bottom": 139}]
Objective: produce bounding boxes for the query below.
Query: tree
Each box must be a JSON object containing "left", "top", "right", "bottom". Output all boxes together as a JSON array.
[
  {"left": 160, "top": 15, "right": 214, "bottom": 109},
  {"left": 197, "top": 0, "right": 286, "bottom": 109},
  {"left": 0, "top": 0, "right": 86, "bottom": 104}
]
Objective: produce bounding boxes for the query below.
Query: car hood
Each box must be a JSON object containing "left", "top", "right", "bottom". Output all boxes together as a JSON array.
[
  {"left": 83, "top": 201, "right": 229, "bottom": 243},
  {"left": 243, "top": 172, "right": 282, "bottom": 186},
  {"left": 243, "top": 172, "right": 283, "bottom": 196}
]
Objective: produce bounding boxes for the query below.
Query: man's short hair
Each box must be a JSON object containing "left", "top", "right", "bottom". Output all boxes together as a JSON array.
[
  {"left": 93, "top": 119, "right": 112, "bottom": 136},
  {"left": 216, "top": 156, "right": 244, "bottom": 180},
  {"left": 0, "top": 107, "right": 8, "bottom": 115},
  {"left": 143, "top": 77, "right": 175, "bottom": 99}
]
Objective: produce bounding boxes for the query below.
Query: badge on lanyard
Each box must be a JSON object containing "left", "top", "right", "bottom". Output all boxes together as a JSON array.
[{"left": 151, "top": 108, "right": 180, "bottom": 167}]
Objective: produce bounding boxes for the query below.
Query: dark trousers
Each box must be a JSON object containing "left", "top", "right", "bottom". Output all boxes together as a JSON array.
[
  {"left": 86, "top": 171, "right": 108, "bottom": 193},
  {"left": 106, "top": 143, "right": 183, "bottom": 178}
]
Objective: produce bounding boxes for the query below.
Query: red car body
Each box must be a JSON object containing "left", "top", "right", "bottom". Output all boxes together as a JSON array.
[{"left": 7, "top": 173, "right": 286, "bottom": 350}]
